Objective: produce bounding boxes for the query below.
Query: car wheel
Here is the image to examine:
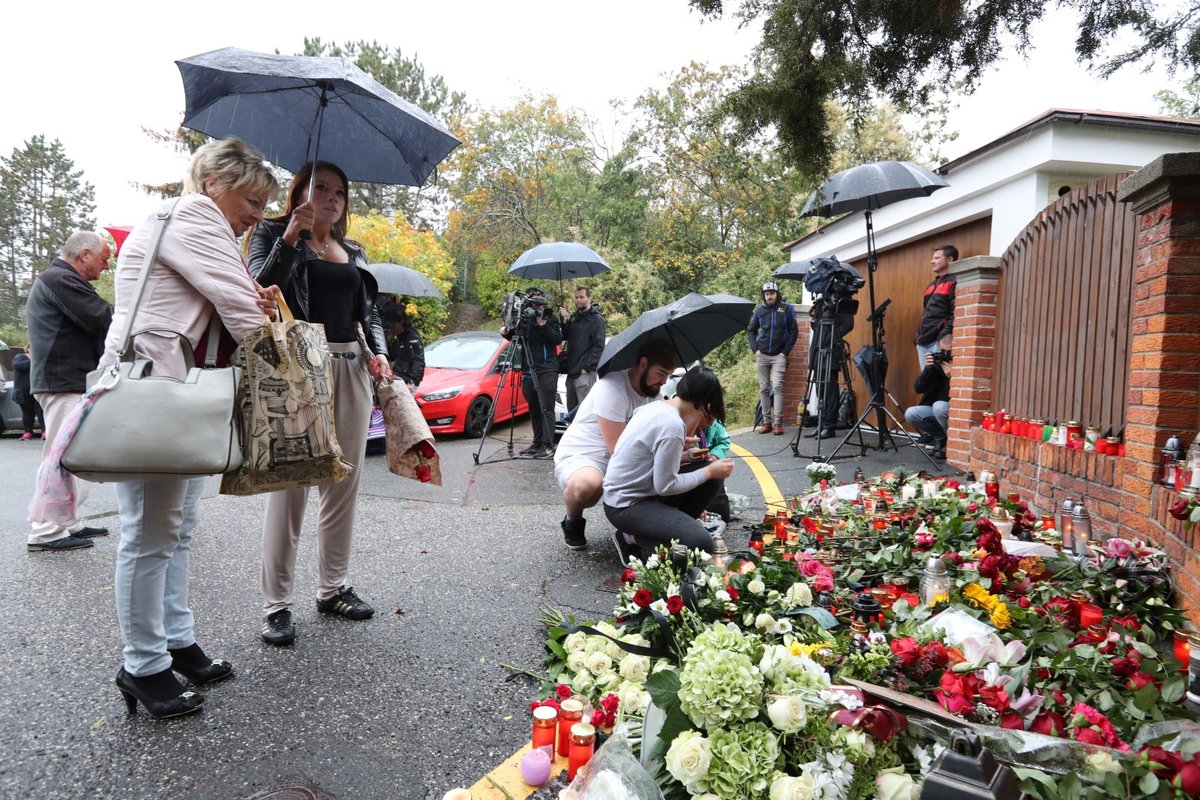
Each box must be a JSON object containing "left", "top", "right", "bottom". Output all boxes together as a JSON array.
[{"left": 463, "top": 396, "right": 492, "bottom": 438}]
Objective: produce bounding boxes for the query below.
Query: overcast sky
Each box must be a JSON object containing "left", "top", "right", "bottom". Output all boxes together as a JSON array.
[{"left": 3, "top": 1, "right": 1183, "bottom": 227}]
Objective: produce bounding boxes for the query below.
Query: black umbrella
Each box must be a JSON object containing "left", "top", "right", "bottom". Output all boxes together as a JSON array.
[
  {"left": 176, "top": 47, "right": 460, "bottom": 187},
  {"left": 772, "top": 257, "right": 863, "bottom": 283},
  {"left": 800, "top": 160, "right": 947, "bottom": 218},
  {"left": 364, "top": 263, "right": 443, "bottom": 298},
  {"left": 508, "top": 242, "right": 610, "bottom": 280},
  {"left": 598, "top": 293, "right": 754, "bottom": 376}
]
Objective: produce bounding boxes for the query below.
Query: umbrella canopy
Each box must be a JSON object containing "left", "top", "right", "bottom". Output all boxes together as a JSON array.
[
  {"left": 365, "top": 263, "right": 443, "bottom": 298},
  {"left": 800, "top": 160, "right": 948, "bottom": 218},
  {"left": 598, "top": 292, "right": 754, "bottom": 376},
  {"left": 507, "top": 242, "right": 610, "bottom": 281},
  {"left": 176, "top": 48, "right": 460, "bottom": 186},
  {"left": 773, "top": 259, "right": 822, "bottom": 281}
]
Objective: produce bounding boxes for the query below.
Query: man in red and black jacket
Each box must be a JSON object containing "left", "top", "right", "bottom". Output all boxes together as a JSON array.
[{"left": 914, "top": 245, "right": 957, "bottom": 367}]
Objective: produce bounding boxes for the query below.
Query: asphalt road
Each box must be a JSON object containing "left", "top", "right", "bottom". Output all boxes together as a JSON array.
[{"left": 0, "top": 415, "right": 953, "bottom": 800}]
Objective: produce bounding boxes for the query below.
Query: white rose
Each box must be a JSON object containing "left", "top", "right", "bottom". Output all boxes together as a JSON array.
[
  {"left": 594, "top": 670, "right": 622, "bottom": 691},
  {"left": 594, "top": 622, "right": 620, "bottom": 639},
  {"left": 748, "top": 579, "right": 766, "bottom": 595},
  {"left": 755, "top": 613, "right": 777, "bottom": 631},
  {"left": 644, "top": 553, "right": 660, "bottom": 568},
  {"left": 619, "top": 654, "right": 651, "bottom": 684},
  {"left": 571, "top": 670, "right": 594, "bottom": 695},
  {"left": 767, "top": 696, "right": 808, "bottom": 732},
  {"left": 566, "top": 651, "right": 588, "bottom": 673},
  {"left": 775, "top": 618, "right": 793, "bottom": 634},
  {"left": 785, "top": 582, "right": 813, "bottom": 608},
  {"left": 583, "top": 636, "right": 607, "bottom": 656},
  {"left": 875, "top": 768, "right": 920, "bottom": 800},
  {"left": 664, "top": 730, "right": 711, "bottom": 788},
  {"left": 563, "top": 632, "right": 587, "bottom": 654},
  {"left": 837, "top": 728, "right": 876, "bottom": 759},
  {"left": 716, "top": 590, "right": 731, "bottom": 602},
  {"left": 767, "top": 590, "right": 781, "bottom": 602},
  {"left": 617, "top": 680, "right": 650, "bottom": 714},
  {"left": 1085, "top": 751, "right": 1121, "bottom": 779},
  {"left": 585, "top": 651, "right": 613, "bottom": 675},
  {"left": 770, "top": 773, "right": 816, "bottom": 800}
]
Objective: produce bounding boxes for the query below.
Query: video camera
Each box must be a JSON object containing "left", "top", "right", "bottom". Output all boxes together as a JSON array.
[
  {"left": 803, "top": 256, "right": 865, "bottom": 303},
  {"left": 931, "top": 350, "right": 953, "bottom": 365},
  {"left": 501, "top": 289, "right": 548, "bottom": 330}
]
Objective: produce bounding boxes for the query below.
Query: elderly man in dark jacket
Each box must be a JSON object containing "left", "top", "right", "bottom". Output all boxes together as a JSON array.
[
  {"left": 558, "top": 287, "right": 606, "bottom": 412},
  {"left": 747, "top": 281, "right": 798, "bottom": 435},
  {"left": 501, "top": 288, "right": 562, "bottom": 458},
  {"left": 25, "top": 230, "right": 114, "bottom": 551}
]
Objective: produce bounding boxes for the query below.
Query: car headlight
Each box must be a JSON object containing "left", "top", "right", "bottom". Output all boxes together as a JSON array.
[{"left": 421, "top": 385, "right": 464, "bottom": 402}]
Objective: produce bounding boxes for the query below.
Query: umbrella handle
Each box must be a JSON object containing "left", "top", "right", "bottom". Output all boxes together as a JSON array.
[{"left": 299, "top": 82, "right": 331, "bottom": 242}]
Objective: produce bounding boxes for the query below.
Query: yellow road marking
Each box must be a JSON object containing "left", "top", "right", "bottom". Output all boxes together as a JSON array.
[{"left": 730, "top": 443, "right": 787, "bottom": 512}]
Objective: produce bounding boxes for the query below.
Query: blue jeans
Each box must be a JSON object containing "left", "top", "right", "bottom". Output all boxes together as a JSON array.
[
  {"left": 114, "top": 477, "right": 206, "bottom": 676},
  {"left": 905, "top": 402, "right": 950, "bottom": 443},
  {"left": 916, "top": 342, "right": 940, "bottom": 369}
]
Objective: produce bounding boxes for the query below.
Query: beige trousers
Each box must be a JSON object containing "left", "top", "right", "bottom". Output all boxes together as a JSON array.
[
  {"left": 261, "top": 341, "right": 371, "bottom": 614},
  {"left": 29, "top": 392, "right": 91, "bottom": 543}
]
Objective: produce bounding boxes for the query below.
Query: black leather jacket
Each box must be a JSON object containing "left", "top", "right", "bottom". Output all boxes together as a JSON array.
[{"left": 247, "top": 219, "right": 387, "bottom": 356}]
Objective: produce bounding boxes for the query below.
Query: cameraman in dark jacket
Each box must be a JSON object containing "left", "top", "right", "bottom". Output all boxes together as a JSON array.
[
  {"left": 559, "top": 287, "right": 606, "bottom": 412},
  {"left": 904, "top": 331, "right": 952, "bottom": 459},
  {"left": 807, "top": 295, "right": 855, "bottom": 439},
  {"left": 501, "top": 288, "right": 562, "bottom": 458}
]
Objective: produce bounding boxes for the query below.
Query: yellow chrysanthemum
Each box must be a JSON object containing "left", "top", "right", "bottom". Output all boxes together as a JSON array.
[
  {"left": 929, "top": 593, "right": 950, "bottom": 607},
  {"left": 788, "top": 641, "right": 828, "bottom": 659},
  {"left": 989, "top": 605, "right": 1012, "bottom": 630}
]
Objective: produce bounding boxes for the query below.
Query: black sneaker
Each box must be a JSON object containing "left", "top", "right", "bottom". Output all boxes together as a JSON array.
[
  {"left": 610, "top": 530, "right": 643, "bottom": 566},
  {"left": 261, "top": 609, "right": 295, "bottom": 646},
  {"left": 561, "top": 516, "right": 587, "bottom": 550},
  {"left": 76, "top": 526, "right": 109, "bottom": 538},
  {"left": 519, "top": 444, "right": 540, "bottom": 456},
  {"left": 915, "top": 433, "right": 935, "bottom": 446},
  {"left": 534, "top": 446, "right": 555, "bottom": 459},
  {"left": 316, "top": 586, "right": 375, "bottom": 620},
  {"left": 27, "top": 535, "right": 93, "bottom": 552}
]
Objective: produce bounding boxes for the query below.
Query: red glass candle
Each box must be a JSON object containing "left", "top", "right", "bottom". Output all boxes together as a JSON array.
[
  {"left": 568, "top": 722, "right": 596, "bottom": 781},
  {"left": 1175, "top": 631, "right": 1192, "bottom": 670},
  {"left": 1007, "top": 492, "right": 1021, "bottom": 504},
  {"left": 773, "top": 519, "right": 788, "bottom": 542},
  {"left": 557, "top": 698, "right": 584, "bottom": 758},
  {"left": 995, "top": 409, "right": 1007, "bottom": 429},
  {"left": 982, "top": 411, "right": 994, "bottom": 431},
  {"left": 1078, "top": 602, "right": 1103, "bottom": 629},
  {"left": 532, "top": 705, "right": 558, "bottom": 750}
]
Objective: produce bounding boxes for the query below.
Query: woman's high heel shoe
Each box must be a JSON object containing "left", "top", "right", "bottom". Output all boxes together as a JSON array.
[
  {"left": 168, "top": 643, "right": 234, "bottom": 684},
  {"left": 116, "top": 667, "right": 205, "bottom": 719}
]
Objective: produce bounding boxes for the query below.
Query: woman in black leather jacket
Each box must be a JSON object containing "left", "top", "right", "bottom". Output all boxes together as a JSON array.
[{"left": 247, "top": 161, "right": 392, "bottom": 647}]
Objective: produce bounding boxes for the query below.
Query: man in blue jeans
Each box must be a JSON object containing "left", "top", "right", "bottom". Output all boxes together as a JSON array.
[
  {"left": 747, "top": 281, "right": 798, "bottom": 435},
  {"left": 904, "top": 332, "right": 952, "bottom": 459}
]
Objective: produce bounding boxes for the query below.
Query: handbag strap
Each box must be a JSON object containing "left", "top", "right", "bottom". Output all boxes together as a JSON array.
[{"left": 113, "top": 199, "right": 180, "bottom": 360}]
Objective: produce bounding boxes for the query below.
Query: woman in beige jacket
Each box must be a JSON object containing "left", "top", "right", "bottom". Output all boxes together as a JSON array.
[{"left": 99, "top": 138, "right": 278, "bottom": 719}]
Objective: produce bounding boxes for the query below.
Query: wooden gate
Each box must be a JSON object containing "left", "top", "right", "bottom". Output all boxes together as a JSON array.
[{"left": 994, "top": 173, "right": 1136, "bottom": 435}]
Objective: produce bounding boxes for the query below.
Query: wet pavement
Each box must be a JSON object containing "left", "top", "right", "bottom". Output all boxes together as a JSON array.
[{"left": 0, "top": 415, "right": 958, "bottom": 799}]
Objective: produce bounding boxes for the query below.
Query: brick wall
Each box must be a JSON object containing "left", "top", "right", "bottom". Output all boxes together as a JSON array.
[{"left": 953, "top": 154, "right": 1200, "bottom": 620}]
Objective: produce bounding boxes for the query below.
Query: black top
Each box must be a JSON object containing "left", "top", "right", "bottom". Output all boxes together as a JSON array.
[
  {"left": 306, "top": 259, "right": 361, "bottom": 343},
  {"left": 25, "top": 259, "right": 113, "bottom": 394}
]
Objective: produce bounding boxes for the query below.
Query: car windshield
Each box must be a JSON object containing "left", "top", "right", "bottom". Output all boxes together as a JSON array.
[{"left": 425, "top": 337, "right": 500, "bottom": 371}]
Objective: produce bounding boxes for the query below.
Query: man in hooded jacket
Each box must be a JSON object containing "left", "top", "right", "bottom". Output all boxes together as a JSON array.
[{"left": 746, "top": 281, "right": 798, "bottom": 435}]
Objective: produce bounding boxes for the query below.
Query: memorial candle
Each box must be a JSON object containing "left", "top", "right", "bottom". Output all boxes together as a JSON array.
[{"left": 557, "top": 698, "right": 584, "bottom": 758}]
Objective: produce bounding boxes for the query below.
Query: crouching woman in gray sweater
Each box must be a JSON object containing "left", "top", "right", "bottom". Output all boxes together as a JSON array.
[{"left": 602, "top": 366, "right": 734, "bottom": 553}]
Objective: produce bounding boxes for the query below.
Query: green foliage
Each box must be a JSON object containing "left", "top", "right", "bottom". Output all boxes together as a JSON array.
[
  {"left": 1155, "top": 75, "right": 1200, "bottom": 118},
  {"left": 0, "top": 135, "right": 96, "bottom": 330}
]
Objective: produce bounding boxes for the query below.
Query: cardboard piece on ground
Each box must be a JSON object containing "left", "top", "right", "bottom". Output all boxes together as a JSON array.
[{"left": 468, "top": 742, "right": 569, "bottom": 799}]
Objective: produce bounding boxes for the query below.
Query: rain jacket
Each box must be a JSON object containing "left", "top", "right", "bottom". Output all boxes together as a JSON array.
[
  {"left": 915, "top": 274, "right": 956, "bottom": 346},
  {"left": 747, "top": 292, "right": 798, "bottom": 356},
  {"left": 25, "top": 259, "right": 113, "bottom": 394},
  {"left": 388, "top": 325, "right": 425, "bottom": 385},
  {"left": 502, "top": 313, "right": 562, "bottom": 376},
  {"left": 561, "top": 305, "right": 606, "bottom": 377},
  {"left": 248, "top": 219, "right": 387, "bottom": 356}
]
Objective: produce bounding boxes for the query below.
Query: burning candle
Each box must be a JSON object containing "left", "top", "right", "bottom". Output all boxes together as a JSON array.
[
  {"left": 1176, "top": 631, "right": 1192, "bottom": 670},
  {"left": 557, "top": 698, "right": 584, "bottom": 758},
  {"left": 1078, "top": 602, "right": 1103, "bottom": 629},
  {"left": 532, "top": 705, "right": 558, "bottom": 750},
  {"left": 773, "top": 519, "right": 788, "bottom": 542},
  {"left": 568, "top": 722, "right": 596, "bottom": 781}
]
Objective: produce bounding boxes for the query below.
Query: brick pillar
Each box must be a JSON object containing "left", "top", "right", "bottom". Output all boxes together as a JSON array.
[
  {"left": 781, "top": 302, "right": 813, "bottom": 427},
  {"left": 945, "top": 256, "right": 1002, "bottom": 468}
]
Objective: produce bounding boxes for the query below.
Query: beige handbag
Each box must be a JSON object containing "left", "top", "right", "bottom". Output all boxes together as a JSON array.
[{"left": 219, "top": 297, "right": 354, "bottom": 496}]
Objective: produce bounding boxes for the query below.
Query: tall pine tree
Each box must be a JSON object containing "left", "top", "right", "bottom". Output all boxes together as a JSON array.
[{"left": 0, "top": 135, "right": 96, "bottom": 327}]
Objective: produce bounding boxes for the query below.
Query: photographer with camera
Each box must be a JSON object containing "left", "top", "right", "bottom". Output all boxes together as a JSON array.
[
  {"left": 747, "top": 281, "right": 798, "bottom": 435},
  {"left": 559, "top": 287, "right": 606, "bottom": 412},
  {"left": 904, "top": 331, "right": 953, "bottom": 459},
  {"left": 501, "top": 288, "right": 562, "bottom": 458}
]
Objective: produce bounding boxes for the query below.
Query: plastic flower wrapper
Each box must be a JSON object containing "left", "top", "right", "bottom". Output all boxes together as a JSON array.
[{"left": 562, "top": 725, "right": 666, "bottom": 800}]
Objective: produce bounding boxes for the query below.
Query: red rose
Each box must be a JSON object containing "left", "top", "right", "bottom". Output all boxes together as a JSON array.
[
  {"left": 1144, "top": 746, "right": 1183, "bottom": 778},
  {"left": 415, "top": 464, "right": 432, "bottom": 482},
  {"left": 977, "top": 530, "right": 1003, "bottom": 555},
  {"left": 979, "top": 684, "right": 1011, "bottom": 712},
  {"left": 934, "top": 690, "right": 977, "bottom": 715},
  {"left": 621, "top": 568, "right": 638, "bottom": 584},
  {"left": 590, "top": 709, "right": 606, "bottom": 727},
  {"left": 1176, "top": 762, "right": 1200, "bottom": 796},
  {"left": 726, "top": 585, "right": 739, "bottom": 600},
  {"left": 417, "top": 440, "right": 437, "bottom": 459},
  {"left": 1074, "top": 727, "right": 1107, "bottom": 746},
  {"left": 556, "top": 683, "right": 573, "bottom": 700},
  {"left": 1127, "top": 672, "right": 1155, "bottom": 690},
  {"left": 921, "top": 641, "right": 950, "bottom": 668},
  {"left": 890, "top": 637, "right": 920, "bottom": 667},
  {"left": 601, "top": 692, "right": 620, "bottom": 714},
  {"left": 633, "top": 589, "right": 653, "bottom": 608},
  {"left": 1016, "top": 597, "right": 1031, "bottom": 609},
  {"left": 1000, "top": 712, "right": 1026, "bottom": 730},
  {"left": 1109, "top": 657, "right": 1138, "bottom": 678},
  {"left": 1110, "top": 615, "right": 1140, "bottom": 631},
  {"left": 1170, "top": 498, "right": 1194, "bottom": 521},
  {"left": 944, "top": 552, "right": 964, "bottom": 566},
  {"left": 666, "top": 595, "right": 684, "bottom": 615},
  {"left": 1048, "top": 689, "right": 1068, "bottom": 707},
  {"left": 1030, "top": 711, "right": 1067, "bottom": 736},
  {"left": 946, "top": 480, "right": 961, "bottom": 489},
  {"left": 978, "top": 553, "right": 1007, "bottom": 580},
  {"left": 975, "top": 517, "right": 998, "bottom": 536},
  {"left": 967, "top": 502, "right": 979, "bottom": 513},
  {"left": 899, "top": 592, "right": 922, "bottom": 609}
]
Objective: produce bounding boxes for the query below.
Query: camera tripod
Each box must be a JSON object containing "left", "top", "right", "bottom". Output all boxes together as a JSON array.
[
  {"left": 817, "top": 211, "right": 943, "bottom": 471},
  {"left": 790, "top": 298, "right": 863, "bottom": 459},
  {"left": 472, "top": 330, "right": 541, "bottom": 464}
]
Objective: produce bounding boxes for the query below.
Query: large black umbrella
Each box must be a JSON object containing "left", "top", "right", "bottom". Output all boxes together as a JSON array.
[
  {"left": 507, "top": 242, "right": 610, "bottom": 282},
  {"left": 772, "top": 257, "right": 862, "bottom": 283},
  {"left": 598, "top": 293, "right": 754, "bottom": 376},
  {"left": 364, "top": 263, "right": 443, "bottom": 298},
  {"left": 176, "top": 47, "right": 460, "bottom": 187},
  {"left": 800, "top": 160, "right": 947, "bottom": 218}
]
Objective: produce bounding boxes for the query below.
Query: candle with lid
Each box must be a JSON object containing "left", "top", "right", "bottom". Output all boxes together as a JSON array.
[
  {"left": 920, "top": 555, "right": 952, "bottom": 606},
  {"left": 1071, "top": 502, "right": 1092, "bottom": 555},
  {"left": 557, "top": 698, "right": 584, "bottom": 757},
  {"left": 568, "top": 722, "right": 596, "bottom": 781},
  {"left": 1175, "top": 631, "right": 1192, "bottom": 670},
  {"left": 532, "top": 705, "right": 558, "bottom": 750},
  {"left": 1058, "top": 498, "right": 1075, "bottom": 550}
]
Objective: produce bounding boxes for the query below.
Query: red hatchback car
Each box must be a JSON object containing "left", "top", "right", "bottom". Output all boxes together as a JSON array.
[{"left": 414, "top": 331, "right": 529, "bottom": 437}]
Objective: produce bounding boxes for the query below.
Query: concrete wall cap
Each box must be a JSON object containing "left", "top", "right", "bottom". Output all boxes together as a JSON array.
[{"left": 1119, "top": 151, "right": 1200, "bottom": 206}]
